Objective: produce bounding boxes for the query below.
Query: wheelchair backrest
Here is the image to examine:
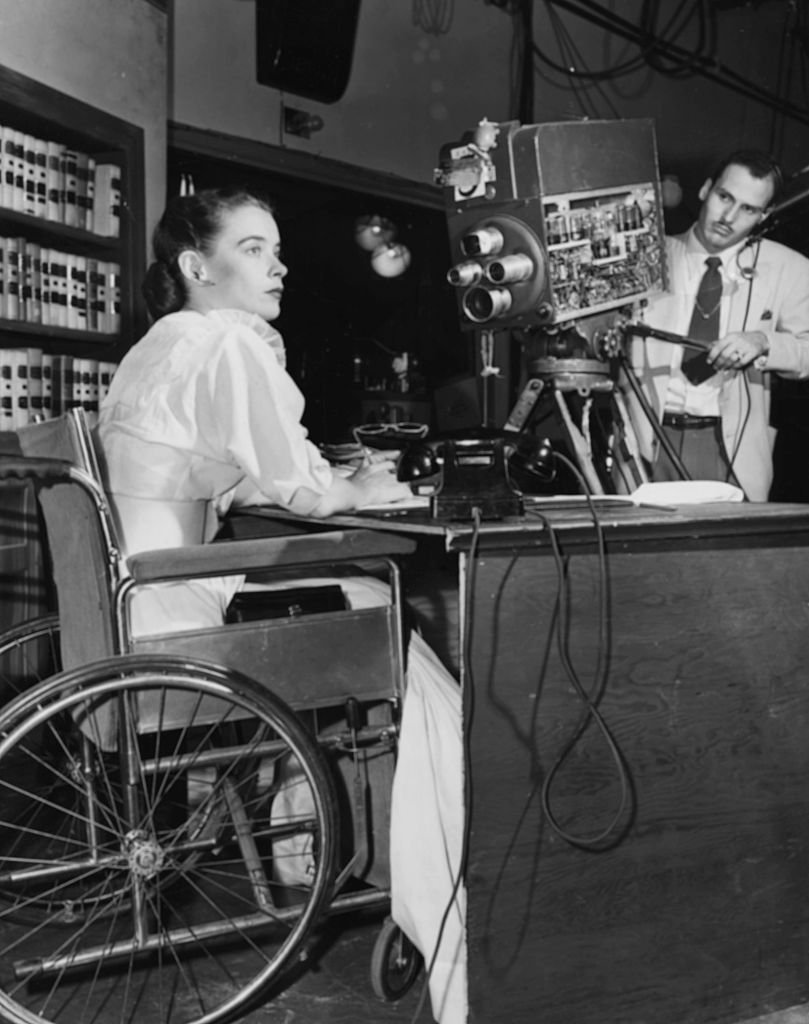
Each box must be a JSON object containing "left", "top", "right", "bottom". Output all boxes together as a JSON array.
[{"left": 17, "top": 409, "right": 123, "bottom": 669}]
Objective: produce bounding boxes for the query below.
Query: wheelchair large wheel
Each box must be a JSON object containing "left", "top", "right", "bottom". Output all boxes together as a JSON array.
[
  {"left": 0, "top": 654, "right": 339, "bottom": 1024},
  {"left": 0, "top": 615, "right": 74, "bottom": 925},
  {"left": 0, "top": 614, "right": 61, "bottom": 704}
]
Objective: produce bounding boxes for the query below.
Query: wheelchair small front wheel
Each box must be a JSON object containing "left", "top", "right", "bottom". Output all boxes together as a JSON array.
[{"left": 370, "top": 914, "right": 423, "bottom": 1002}]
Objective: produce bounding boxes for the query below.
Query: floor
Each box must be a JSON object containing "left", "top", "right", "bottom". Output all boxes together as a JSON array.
[
  {"left": 2, "top": 899, "right": 809, "bottom": 1024},
  {"left": 226, "top": 909, "right": 436, "bottom": 1023},
  {"left": 188, "top": 908, "right": 809, "bottom": 1024}
]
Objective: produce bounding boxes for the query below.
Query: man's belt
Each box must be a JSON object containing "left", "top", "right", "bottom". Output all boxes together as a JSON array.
[{"left": 662, "top": 413, "right": 721, "bottom": 430}]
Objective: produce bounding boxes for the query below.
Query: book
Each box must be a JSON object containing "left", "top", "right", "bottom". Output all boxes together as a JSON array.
[
  {"left": 19, "top": 239, "right": 31, "bottom": 321},
  {"left": 26, "top": 347, "right": 43, "bottom": 421},
  {"left": 0, "top": 350, "right": 15, "bottom": 431},
  {"left": 0, "top": 127, "right": 13, "bottom": 209},
  {"left": 40, "top": 351, "right": 54, "bottom": 419},
  {"left": 39, "top": 247, "right": 52, "bottom": 327},
  {"left": 9, "top": 348, "right": 29, "bottom": 429},
  {"left": 23, "top": 241, "right": 42, "bottom": 324},
  {"left": 60, "top": 147, "right": 79, "bottom": 229},
  {"left": 34, "top": 136, "right": 48, "bottom": 220},
  {"left": 0, "top": 127, "right": 5, "bottom": 209},
  {"left": 74, "top": 357, "right": 98, "bottom": 414},
  {"left": 4, "top": 236, "right": 21, "bottom": 320},
  {"left": 84, "top": 155, "right": 96, "bottom": 234},
  {"left": 45, "top": 140, "right": 62, "bottom": 222},
  {"left": 11, "top": 131, "right": 26, "bottom": 213},
  {"left": 101, "top": 260, "right": 121, "bottom": 333},
  {"left": 75, "top": 152, "right": 92, "bottom": 232},
  {"left": 49, "top": 248, "right": 69, "bottom": 328},
  {"left": 68, "top": 254, "right": 88, "bottom": 331},
  {"left": 50, "top": 354, "right": 74, "bottom": 417},
  {"left": 98, "top": 360, "right": 117, "bottom": 408},
  {"left": 22, "top": 134, "right": 37, "bottom": 216},
  {"left": 65, "top": 253, "right": 77, "bottom": 329},
  {"left": 92, "top": 163, "right": 121, "bottom": 237},
  {"left": 86, "top": 257, "right": 103, "bottom": 332}
]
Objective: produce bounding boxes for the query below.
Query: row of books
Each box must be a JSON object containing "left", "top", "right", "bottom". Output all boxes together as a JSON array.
[
  {"left": 0, "top": 127, "right": 121, "bottom": 237},
  {"left": 0, "top": 348, "right": 118, "bottom": 431},
  {"left": 0, "top": 237, "right": 121, "bottom": 334}
]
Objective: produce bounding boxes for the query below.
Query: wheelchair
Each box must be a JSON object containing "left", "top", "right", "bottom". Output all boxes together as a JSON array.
[{"left": 0, "top": 408, "right": 423, "bottom": 1024}]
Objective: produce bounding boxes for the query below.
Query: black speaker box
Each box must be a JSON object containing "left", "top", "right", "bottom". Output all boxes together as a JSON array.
[{"left": 256, "top": 0, "right": 361, "bottom": 104}]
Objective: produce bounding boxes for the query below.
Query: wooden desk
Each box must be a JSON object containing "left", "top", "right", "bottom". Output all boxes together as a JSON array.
[{"left": 239, "top": 499, "right": 809, "bottom": 1024}]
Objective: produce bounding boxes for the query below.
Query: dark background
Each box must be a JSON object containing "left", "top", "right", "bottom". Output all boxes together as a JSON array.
[{"left": 168, "top": 149, "right": 470, "bottom": 443}]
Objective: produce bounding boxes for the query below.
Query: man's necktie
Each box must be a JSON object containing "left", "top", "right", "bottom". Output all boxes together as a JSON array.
[{"left": 681, "top": 256, "right": 723, "bottom": 385}]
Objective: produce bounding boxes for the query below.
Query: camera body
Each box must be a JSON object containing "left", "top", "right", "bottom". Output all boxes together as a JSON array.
[{"left": 436, "top": 117, "right": 668, "bottom": 341}]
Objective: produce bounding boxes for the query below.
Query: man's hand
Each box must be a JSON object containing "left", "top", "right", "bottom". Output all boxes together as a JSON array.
[{"left": 707, "top": 330, "right": 769, "bottom": 371}]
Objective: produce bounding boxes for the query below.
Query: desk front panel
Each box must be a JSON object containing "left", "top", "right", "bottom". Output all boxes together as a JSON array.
[{"left": 465, "top": 528, "right": 809, "bottom": 1024}]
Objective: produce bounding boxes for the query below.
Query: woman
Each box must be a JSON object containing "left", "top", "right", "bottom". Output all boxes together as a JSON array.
[{"left": 96, "top": 187, "right": 466, "bottom": 1024}]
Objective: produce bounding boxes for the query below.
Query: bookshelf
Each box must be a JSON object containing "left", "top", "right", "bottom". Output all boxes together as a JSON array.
[
  {"left": 0, "top": 64, "right": 146, "bottom": 358},
  {"left": 0, "top": 64, "right": 146, "bottom": 631}
]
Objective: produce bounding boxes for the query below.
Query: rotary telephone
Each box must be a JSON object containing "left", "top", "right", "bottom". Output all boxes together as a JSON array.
[{"left": 396, "top": 430, "right": 555, "bottom": 520}]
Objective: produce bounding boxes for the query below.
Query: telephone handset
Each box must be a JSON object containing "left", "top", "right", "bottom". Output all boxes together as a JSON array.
[{"left": 397, "top": 430, "right": 555, "bottom": 520}]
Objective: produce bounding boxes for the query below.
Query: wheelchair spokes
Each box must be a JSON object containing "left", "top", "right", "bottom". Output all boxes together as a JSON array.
[
  {"left": 0, "top": 656, "right": 339, "bottom": 1024},
  {"left": 0, "top": 614, "right": 61, "bottom": 707}
]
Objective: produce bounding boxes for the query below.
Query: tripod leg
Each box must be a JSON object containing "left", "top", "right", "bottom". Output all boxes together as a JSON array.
[
  {"left": 609, "top": 386, "right": 651, "bottom": 492},
  {"left": 553, "top": 390, "right": 605, "bottom": 495},
  {"left": 616, "top": 351, "right": 690, "bottom": 480},
  {"left": 504, "top": 378, "right": 544, "bottom": 430}
]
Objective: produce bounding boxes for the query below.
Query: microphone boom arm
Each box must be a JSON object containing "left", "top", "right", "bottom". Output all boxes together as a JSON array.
[{"left": 622, "top": 322, "right": 711, "bottom": 352}]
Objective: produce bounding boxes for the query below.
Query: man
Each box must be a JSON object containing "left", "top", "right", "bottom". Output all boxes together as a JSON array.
[{"left": 625, "top": 150, "right": 809, "bottom": 500}]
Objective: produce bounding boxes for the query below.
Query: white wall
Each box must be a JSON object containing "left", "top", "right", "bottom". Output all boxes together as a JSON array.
[
  {"left": 0, "top": 0, "right": 168, "bottom": 256},
  {"left": 170, "top": 0, "right": 515, "bottom": 186}
]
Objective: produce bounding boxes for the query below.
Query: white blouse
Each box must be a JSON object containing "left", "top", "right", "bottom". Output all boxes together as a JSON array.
[{"left": 96, "top": 307, "right": 334, "bottom": 632}]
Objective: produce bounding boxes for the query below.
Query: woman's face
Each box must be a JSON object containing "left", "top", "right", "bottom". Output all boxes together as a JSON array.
[{"left": 194, "top": 203, "right": 287, "bottom": 320}]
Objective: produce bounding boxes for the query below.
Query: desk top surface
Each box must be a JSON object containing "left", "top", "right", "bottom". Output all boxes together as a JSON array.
[{"left": 238, "top": 497, "right": 809, "bottom": 552}]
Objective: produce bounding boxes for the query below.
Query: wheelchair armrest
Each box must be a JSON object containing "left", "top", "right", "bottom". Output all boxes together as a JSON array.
[
  {"left": 126, "top": 528, "right": 416, "bottom": 583},
  {"left": 0, "top": 456, "right": 73, "bottom": 484}
]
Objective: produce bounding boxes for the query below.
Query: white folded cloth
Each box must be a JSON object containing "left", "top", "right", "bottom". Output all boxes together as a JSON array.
[{"left": 631, "top": 480, "right": 745, "bottom": 505}]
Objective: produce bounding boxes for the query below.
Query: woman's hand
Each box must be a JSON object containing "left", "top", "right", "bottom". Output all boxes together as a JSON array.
[
  {"left": 350, "top": 453, "right": 412, "bottom": 506},
  {"left": 308, "top": 450, "right": 411, "bottom": 517}
]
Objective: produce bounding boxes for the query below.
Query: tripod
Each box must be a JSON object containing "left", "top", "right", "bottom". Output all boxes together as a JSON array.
[{"left": 502, "top": 321, "right": 699, "bottom": 495}]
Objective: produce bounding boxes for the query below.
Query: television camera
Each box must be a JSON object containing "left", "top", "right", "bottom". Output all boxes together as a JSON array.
[{"left": 432, "top": 116, "right": 674, "bottom": 508}]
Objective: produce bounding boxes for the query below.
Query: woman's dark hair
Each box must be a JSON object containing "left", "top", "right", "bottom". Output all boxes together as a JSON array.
[{"left": 142, "top": 186, "right": 275, "bottom": 320}]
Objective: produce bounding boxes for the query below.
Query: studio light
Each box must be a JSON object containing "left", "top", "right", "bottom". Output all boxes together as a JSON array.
[
  {"left": 371, "top": 242, "right": 412, "bottom": 278},
  {"left": 355, "top": 214, "right": 396, "bottom": 251}
]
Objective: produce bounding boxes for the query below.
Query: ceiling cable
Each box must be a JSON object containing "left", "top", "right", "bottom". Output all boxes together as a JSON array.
[{"left": 545, "top": 0, "right": 809, "bottom": 127}]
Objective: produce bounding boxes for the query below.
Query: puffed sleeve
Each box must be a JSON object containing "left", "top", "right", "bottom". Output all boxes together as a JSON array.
[{"left": 200, "top": 325, "right": 335, "bottom": 514}]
